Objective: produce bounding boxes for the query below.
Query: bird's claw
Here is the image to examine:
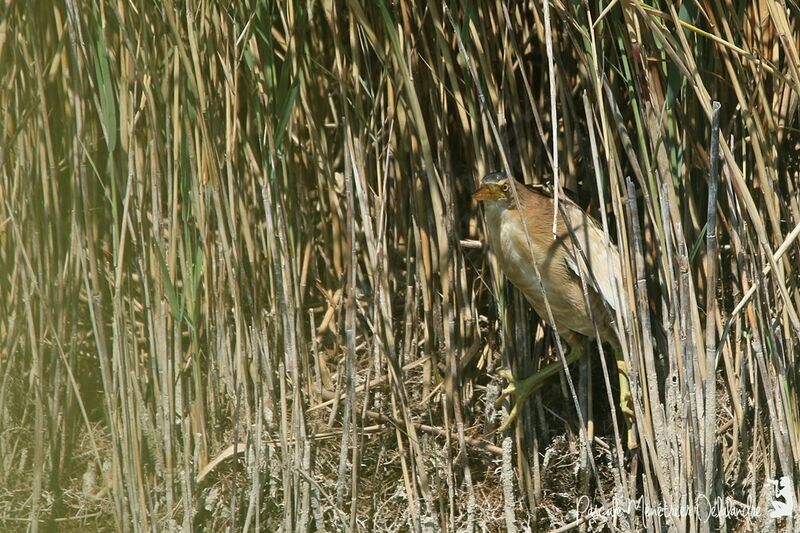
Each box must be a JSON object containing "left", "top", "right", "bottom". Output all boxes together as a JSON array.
[
  {"left": 494, "top": 368, "right": 526, "bottom": 432},
  {"left": 497, "top": 403, "right": 523, "bottom": 433},
  {"left": 496, "top": 367, "right": 515, "bottom": 382},
  {"left": 494, "top": 368, "right": 516, "bottom": 407}
]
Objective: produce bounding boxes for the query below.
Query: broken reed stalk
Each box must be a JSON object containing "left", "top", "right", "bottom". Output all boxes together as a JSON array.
[{"left": 704, "top": 101, "right": 722, "bottom": 503}]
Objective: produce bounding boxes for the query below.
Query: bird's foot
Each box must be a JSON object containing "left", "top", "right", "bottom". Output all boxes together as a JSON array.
[
  {"left": 615, "top": 355, "right": 638, "bottom": 452},
  {"left": 494, "top": 367, "right": 553, "bottom": 433},
  {"left": 494, "top": 348, "right": 587, "bottom": 433},
  {"left": 494, "top": 346, "right": 588, "bottom": 433}
]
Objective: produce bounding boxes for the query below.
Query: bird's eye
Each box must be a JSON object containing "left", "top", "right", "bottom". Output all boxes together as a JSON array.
[{"left": 501, "top": 183, "right": 509, "bottom": 192}]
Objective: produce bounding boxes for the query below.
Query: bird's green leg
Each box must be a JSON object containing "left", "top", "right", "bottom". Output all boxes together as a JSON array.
[
  {"left": 615, "top": 349, "right": 637, "bottom": 450},
  {"left": 496, "top": 344, "right": 586, "bottom": 432}
]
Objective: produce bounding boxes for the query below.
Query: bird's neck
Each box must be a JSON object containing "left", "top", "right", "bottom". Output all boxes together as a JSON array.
[{"left": 483, "top": 200, "right": 514, "bottom": 226}]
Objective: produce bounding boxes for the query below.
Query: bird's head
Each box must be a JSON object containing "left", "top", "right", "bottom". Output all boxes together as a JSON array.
[{"left": 472, "top": 171, "right": 513, "bottom": 204}]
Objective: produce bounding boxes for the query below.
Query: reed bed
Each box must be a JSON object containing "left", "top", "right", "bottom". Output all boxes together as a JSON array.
[{"left": 1, "top": 1, "right": 798, "bottom": 531}]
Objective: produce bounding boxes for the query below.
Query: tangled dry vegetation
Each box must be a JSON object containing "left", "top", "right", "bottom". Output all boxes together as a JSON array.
[{"left": 1, "top": 1, "right": 799, "bottom": 531}]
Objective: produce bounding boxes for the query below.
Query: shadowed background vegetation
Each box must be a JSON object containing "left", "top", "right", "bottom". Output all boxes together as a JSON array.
[{"left": 1, "top": 0, "right": 799, "bottom": 531}]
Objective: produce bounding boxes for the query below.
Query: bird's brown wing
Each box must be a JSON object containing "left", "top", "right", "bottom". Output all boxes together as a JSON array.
[{"left": 560, "top": 201, "right": 627, "bottom": 321}]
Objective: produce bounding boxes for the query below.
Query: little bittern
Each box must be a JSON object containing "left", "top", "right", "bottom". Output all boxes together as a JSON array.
[{"left": 474, "top": 171, "right": 636, "bottom": 450}]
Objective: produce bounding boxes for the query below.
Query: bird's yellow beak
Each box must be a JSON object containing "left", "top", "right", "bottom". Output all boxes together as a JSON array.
[{"left": 472, "top": 183, "right": 504, "bottom": 202}]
